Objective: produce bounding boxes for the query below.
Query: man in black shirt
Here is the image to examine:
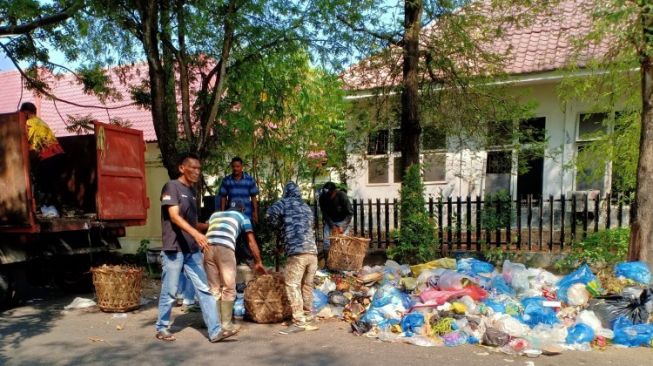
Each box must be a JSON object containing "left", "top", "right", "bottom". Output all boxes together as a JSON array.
[
  {"left": 318, "top": 182, "right": 353, "bottom": 256},
  {"left": 155, "top": 153, "right": 237, "bottom": 343}
]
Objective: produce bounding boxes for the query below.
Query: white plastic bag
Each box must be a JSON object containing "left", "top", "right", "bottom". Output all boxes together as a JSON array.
[
  {"left": 566, "top": 283, "right": 590, "bottom": 306},
  {"left": 491, "top": 313, "right": 529, "bottom": 338},
  {"left": 576, "top": 310, "right": 602, "bottom": 334}
]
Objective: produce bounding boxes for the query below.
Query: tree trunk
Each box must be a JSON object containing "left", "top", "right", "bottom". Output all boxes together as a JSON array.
[
  {"left": 138, "top": 0, "right": 179, "bottom": 179},
  {"left": 400, "top": 0, "right": 423, "bottom": 178},
  {"left": 630, "top": 6, "right": 653, "bottom": 270}
]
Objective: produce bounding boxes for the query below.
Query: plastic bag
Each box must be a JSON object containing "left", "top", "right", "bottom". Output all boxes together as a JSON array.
[
  {"left": 588, "top": 286, "right": 653, "bottom": 328},
  {"left": 401, "top": 312, "right": 425, "bottom": 337},
  {"left": 313, "top": 289, "right": 328, "bottom": 312},
  {"left": 372, "top": 285, "right": 413, "bottom": 310},
  {"left": 483, "top": 299, "right": 506, "bottom": 314},
  {"left": 328, "top": 291, "right": 349, "bottom": 306},
  {"left": 457, "top": 258, "right": 495, "bottom": 276},
  {"left": 491, "top": 275, "right": 516, "bottom": 297},
  {"left": 492, "top": 314, "right": 529, "bottom": 337},
  {"left": 566, "top": 283, "right": 590, "bottom": 306},
  {"left": 418, "top": 285, "right": 487, "bottom": 306},
  {"left": 612, "top": 316, "right": 653, "bottom": 347},
  {"left": 614, "top": 261, "right": 651, "bottom": 285},
  {"left": 526, "top": 324, "right": 568, "bottom": 350},
  {"left": 502, "top": 260, "right": 529, "bottom": 294},
  {"left": 436, "top": 270, "right": 473, "bottom": 290},
  {"left": 565, "top": 323, "right": 595, "bottom": 344},
  {"left": 405, "top": 335, "right": 441, "bottom": 347},
  {"left": 556, "top": 264, "right": 600, "bottom": 303},
  {"left": 482, "top": 327, "right": 511, "bottom": 347},
  {"left": 233, "top": 296, "right": 245, "bottom": 318},
  {"left": 443, "top": 331, "right": 468, "bottom": 347},
  {"left": 410, "top": 258, "right": 456, "bottom": 276},
  {"left": 520, "top": 297, "right": 558, "bottom": 328},
  {"left": 576, "top": 310, "right": 602, "bottom": 334}
]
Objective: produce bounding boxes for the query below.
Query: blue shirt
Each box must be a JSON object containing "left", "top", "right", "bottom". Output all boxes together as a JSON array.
[
  {"left": 207, "top": 211, "right": 253, "bottom": 251},
  {"left": 217, "top": 172, "right": 259, "bottom": 219}
]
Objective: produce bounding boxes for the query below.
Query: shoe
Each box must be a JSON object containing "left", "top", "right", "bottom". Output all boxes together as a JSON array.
[
  {"left": 296, "top": 321, "right": 319, "bottom": 331},
  {"left": 210, "top": 328, "right": 239, "bottom": 342}
]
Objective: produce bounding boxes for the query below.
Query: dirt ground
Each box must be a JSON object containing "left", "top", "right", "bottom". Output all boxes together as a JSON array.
[{"left": 2, "top": 280, "right": 653, "bottom": 366}]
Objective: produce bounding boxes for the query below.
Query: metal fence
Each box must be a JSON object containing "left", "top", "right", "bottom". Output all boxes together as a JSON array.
[{"left": 311, "top": 193, "right": 633, "bottom": 254}]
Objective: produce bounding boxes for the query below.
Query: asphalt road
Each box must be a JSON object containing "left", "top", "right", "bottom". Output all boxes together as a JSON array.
[{"left": 2, "top": 291, "right": 653, "bottom": 366}]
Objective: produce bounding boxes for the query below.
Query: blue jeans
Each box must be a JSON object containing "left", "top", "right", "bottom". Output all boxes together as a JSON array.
[
  {"left": 177, "top": 272, "right": 197, "bottom": 305},
  {"left": 155, "top": 251, "right": 221, "bottom": 339},
  {"left": 323, "top": 220, "right": 350, "bottom": 251}
]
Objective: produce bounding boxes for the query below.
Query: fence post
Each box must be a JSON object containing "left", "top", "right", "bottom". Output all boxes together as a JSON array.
[
  {"left": 353, "top": 200, "right": 358, "bottom": 236},
  {"left": 475, "top": 196, "right": 481, "bottom": 252},
  {"left": 549, "top": 195, "right": 554, "bottom": 251},
  {"left": 393, "top": 198, "right": 398, "bottom": 230},
  {"left": 526, "top": 194, "right": 533, "bottom": 250},
  {"left": 594, "top": 194, "right": 600, "bottom": 233},
  {"left": 560, "top": 194, "right": 566, "bottom": 250},
  {"left": 538, "top": 196, "right": 544, "bottom": 250},
  {"left": 571, "top": 195, "right": 577, "bottom": 242},
  {"left": 368, "top": 199, "right": 373, "bottom": 242},
  {"left": 456, "top": 196, "right": 462, "bottom": 249},
  {"left": 447, "top": 196, "right": 453, "bottom": 248},
  {"left": 429, "top": 197, "right": 434, "bottom": 218},
  {"left": 506, "top": 196, "right": 512, "bottom": 249},
  {"left": 359, "top": 199, "right": 365, "bottom": 237},
  {"left": 466, "top": 196, "right": 471, "bottom": 250},
  {"left": 618, "top": 193, "right": 624, "bottom": 228},
  {"left": 385, "top": 199, "right": 390, "bottom": 248},
  {"left": 376, "top": 198, "right": 382, "bottom": 248},
  {"left": 495, "top": 197, "right": 501, "bottom": 247},
  {"left": 438, "top": 198, "right": 444, "bottom": 250},
  {"left": 516, "top": 195, "right": 522, "bottom": 250},
  {"left": 582, "top": 193, "right": 589, "bottom": 239}
]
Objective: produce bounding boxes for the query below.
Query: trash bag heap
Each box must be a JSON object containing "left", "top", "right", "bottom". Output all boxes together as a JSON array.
[{"left": 311, "top": 258, "right": 653, "bottom": 354}]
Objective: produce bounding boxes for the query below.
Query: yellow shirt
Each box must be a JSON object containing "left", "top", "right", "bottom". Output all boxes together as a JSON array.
[{"left": 26, "top": 116, "right": 64, "bottom": 160}]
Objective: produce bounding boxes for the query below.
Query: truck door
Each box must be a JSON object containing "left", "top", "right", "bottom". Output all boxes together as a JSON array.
[
  {"left": 94, "top": 122, "right": 148, "bottom": 221},
  {"left": 0, "top": 112, "right": 37, "bottom": 232}
]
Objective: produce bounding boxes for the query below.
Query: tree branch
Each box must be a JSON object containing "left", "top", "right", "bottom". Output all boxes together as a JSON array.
[
  {"left": 336, "top": 15, "right": 403, "bottom": 47},
  {"left": 0, "top": 1, "right": 84, "bottom": 36}
]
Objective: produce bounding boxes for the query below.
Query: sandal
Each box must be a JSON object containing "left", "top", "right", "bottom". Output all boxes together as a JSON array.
[
  {"left": 210, "top": 328, "right": 239, "bottom": 343},
  {"left": 155, "top": 329, "right": 176, "bottom": 342}
]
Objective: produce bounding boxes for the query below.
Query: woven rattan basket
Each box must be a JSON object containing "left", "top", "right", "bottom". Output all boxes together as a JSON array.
[
  {"left": 244, "top": 273, "right": 291, "bottom": 323},
  {"left": 327, "top": 235, "right": 370, "bottom": 271},
  {"left": 91, "top": 265, "right": 143, "bottom": 313}
]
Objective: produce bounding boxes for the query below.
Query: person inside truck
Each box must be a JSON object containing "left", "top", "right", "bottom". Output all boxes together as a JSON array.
[{"left": 19, "top": 102, "right": 66, "bottom": 217}]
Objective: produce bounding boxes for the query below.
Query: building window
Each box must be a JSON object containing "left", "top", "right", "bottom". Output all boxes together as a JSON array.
[
  {"left": 422, "top": 126, "right": 447, "bottom": 150},
  {"left": 367, "top": 129, "right": 388, "bottom": 155},
  {"left": 485, "top": 150, "right": 512, "bottom": 194},
  {"left": 368, "top": 157, "right": 389, "bottom": 184},
  {"left": 392, "top": 128, "right": 401, "bottom": 152},
  {"left": 575, "top": 113, "right": 607, "bottom": 192},
  {"left": 423, "top": 153, "right": 446, "bottom": 182},
  {"left": 519, "top": 117, "right": 545, "bottom": 143}
]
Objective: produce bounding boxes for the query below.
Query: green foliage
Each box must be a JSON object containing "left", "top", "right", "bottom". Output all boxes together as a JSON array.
[
  {"left": 481, "top": 241, "right": 515, "bottom": 265},
  {"left": 481, "top": 189, "right": 513, "bottom": 231},
  {"left": 387, "top": 165, "right": 437, "bottom": 264},
  {"left": 554, "top": 228, "right": 630, "bottom": 271}
]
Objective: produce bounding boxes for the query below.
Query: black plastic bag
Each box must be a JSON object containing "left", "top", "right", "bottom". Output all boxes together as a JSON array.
[
  {"left": 482, "top": 327, "right": 511, "bottom": 347},
  {"left": 588, "top": 286, "right": 653, "bottom": 329}
]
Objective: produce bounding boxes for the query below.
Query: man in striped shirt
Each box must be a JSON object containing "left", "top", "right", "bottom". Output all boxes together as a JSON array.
[{"left": 204, "top": 200, "right": 266, "bottom": 332}]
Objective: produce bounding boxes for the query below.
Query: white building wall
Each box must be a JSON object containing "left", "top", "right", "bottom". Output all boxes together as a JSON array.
[{"left": 346, "top": 79, "right": 584, "bottom": 200}]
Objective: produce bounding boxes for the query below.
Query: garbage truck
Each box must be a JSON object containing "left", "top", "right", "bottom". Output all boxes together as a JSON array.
[{"left": 0, "top": 111, "right": 149, "bottom": 308}]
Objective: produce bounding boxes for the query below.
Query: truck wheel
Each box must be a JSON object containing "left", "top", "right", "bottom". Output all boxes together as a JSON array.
[{"left": 54, "top": 260, "right": 93, "bottom": 293}]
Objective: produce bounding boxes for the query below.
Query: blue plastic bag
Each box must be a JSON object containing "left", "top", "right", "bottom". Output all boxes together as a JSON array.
[
  {"left": 457, "top": 258, "right": 495, "bottom": 276},
  {"left": 483, "top": 299, "right": 506, "bottom": 314},
  {"left": 233, "top": 296, "right": 245, "bottom": 318},
  {"left": 360, "top": 308, "right": 400, "bottom": 329},
  {"left": 400, "top": 312, "right": 425, "bottom": 337},
  {"left": 312, "top": 289, "right": 328, "bottom": 313},
  {"left": 372, "top": 285, "right": 413, "bottom": 310},
  {"left": 491, "top": 276, "right": 516, "bottom": 297},
  {"left": 612, "top": 316, "right": 653, "bottom": 347},
  {"left": 520, "top": 297, "right": 558, "bottom": 327},
  {"left": 566, "top": 323, "right": 595, "bottom": 344},
  {"left": 557, "top": 264, "right": 600, "bottom": 303},
  {"left": 614, "top": 262, "right": 651, "bottom": 285}
]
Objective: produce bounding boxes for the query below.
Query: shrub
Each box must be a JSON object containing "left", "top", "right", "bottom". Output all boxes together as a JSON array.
[
  {"left": 481, "top": 189, "right": 513, "bottom": 231},
  {"left": 387, "top": 164, "right": 438, "bottom": 264},
  {"left": 554, "top": 228, "right": 630, "bottom": 271}
]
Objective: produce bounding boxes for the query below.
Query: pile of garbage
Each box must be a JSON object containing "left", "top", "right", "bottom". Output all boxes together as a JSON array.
[{"left": 312, "top": 258, "right": 653, "bottom": 354}]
